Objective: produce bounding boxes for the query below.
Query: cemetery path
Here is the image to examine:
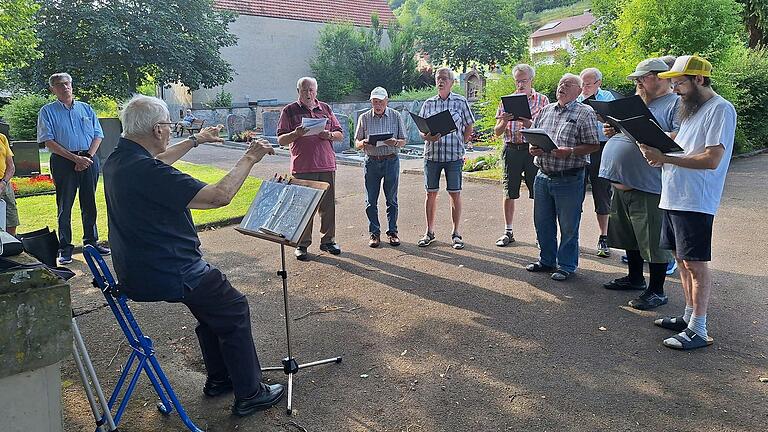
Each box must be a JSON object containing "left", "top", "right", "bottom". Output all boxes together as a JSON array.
[{"left": 61, "top": 148, "right": 768, "bottom": 432}]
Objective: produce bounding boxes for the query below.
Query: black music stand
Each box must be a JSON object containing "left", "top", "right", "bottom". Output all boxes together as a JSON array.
[{"left": 236, "top": 178, "right": 341, "bottom": 414}]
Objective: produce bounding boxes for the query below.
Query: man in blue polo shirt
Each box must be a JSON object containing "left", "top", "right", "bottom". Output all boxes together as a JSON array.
[
  {"left": 37, "top": 72, "right": 109, "bottom": 265},
  {"left": 104, "top": 95, "right": 284, "bottom": 416}
]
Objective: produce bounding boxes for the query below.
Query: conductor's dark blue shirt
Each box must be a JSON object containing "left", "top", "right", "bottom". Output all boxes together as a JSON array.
[{"left": 103, "top": 138, "right": 209, "bottom": 301}]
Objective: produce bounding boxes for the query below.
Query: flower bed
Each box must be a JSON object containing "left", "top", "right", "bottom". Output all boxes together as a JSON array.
[{"left": 12, "top": 174, "right": 56, "bottom": 197}]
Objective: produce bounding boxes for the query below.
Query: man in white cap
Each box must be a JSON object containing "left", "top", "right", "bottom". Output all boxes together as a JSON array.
[
  {"left": 354, "top": 87, "right": 407, "bottom": 247},
  {"left": 638, "top": 55, "right": 737, "bottom": 350}
]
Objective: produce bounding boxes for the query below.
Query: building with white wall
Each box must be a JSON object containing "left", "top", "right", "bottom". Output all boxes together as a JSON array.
[{"left": 529, "top": 12, "right": 595, "bottom": 64}]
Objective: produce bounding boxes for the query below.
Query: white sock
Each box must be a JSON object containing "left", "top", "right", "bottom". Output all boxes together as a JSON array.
[
  {"left": 505, "top": 224, "right": 513, "bottom": 232},
  {"left": 687, "top": 314, "right": 708, "bottom": 339},
  {"left": 683, "top": 305, "right": 694, "bottom": 323}
]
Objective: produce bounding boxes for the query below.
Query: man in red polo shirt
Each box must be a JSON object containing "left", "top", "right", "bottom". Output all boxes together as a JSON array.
[{"left": 277, "top": 77, "right": 344, "bottom": 261}]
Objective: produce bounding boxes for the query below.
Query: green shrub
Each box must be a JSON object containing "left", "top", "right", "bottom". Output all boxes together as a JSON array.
[
  {"left": 208, "top": 89, "right": 232, "bottom": 108},
  {"left": 390, "top": 84, "right": 463, "bottom": 101},
  {"left": 463, "top": 152, "right": 500, "bottom": 172},
  {"left": 89, "top": 96, "right": 119, "bottom": 118},
  {"left": 0, "top": 93, "right": 50, "bottom": 140}
]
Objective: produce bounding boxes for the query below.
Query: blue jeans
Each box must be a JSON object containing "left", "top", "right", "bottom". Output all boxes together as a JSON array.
[
  {"left": 533, "top": 170, "right": 585, "bottom": 273},
  {"left": 424, "top": 159, "right": 463, "bottom": 192},
  {"left": 364, "top": 156, "right": 400, "bottom": 235}
]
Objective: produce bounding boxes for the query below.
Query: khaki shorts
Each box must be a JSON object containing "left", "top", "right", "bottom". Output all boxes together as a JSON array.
[
  {"left": 607, "top": 188, "right": 672, "bottom": 263},
  {"left": 1, "top": 181, "right": 19, "bottom": 227}
]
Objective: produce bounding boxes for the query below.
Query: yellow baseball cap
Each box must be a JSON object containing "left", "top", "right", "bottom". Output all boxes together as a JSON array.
[{"left": 658, "top": 55, "right": 712, "bottom": 78}]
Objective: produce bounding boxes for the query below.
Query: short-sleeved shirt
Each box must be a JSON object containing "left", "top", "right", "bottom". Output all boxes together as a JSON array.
[
  {"left": 0, "top": 133, "right": 12, "bottom": 177},
  {"left": 495, "top": 90, "right": 549, "bottom": 144},
  {"left": 103, "top": 138, "right": 209, "bottom": 302},
  {"left": 354, "top": 107, "right": 407, "bottom": 157},
  {"left": 659, "top": 94, "right": 736, "bottom": 215},
  {"left": 599, "top": 92, "right": 681, "bottom": 194},
  {"left": 418, "top": 92, "right": 475, "bottom": 162},
  {"left": 37, "top": 100, "right": 104, "bottom": 151},
  {"left": 577, "top": 88, "right": 615, "bottom": 142},
  {"left": 532, "top": 100, "right": 600, "bottom": 173},
  {"left": 277, "top": 100, "right": 343, "bottom": 174}
]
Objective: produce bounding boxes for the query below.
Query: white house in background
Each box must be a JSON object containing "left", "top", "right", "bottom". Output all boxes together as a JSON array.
[
  {"left": 162, "top": 0, "right": 395, "bottom": 109},
  {"left": 529, "top": 12, "right": 595, "bottom": 64}
]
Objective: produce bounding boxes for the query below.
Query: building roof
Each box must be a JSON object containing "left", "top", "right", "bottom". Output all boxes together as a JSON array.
[
  {"left": 214, "top": 0, "right": 396, "bottom": 28},
  {"left": 531, "top": 12, "right": 595, "bottom": 38}
]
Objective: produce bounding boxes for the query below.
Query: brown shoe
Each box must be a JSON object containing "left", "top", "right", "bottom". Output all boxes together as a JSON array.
[
  {"left": 387, "top": 233, "right": 401, "bottom": 246},
  {"left": 369, "top": 233, "right": 380, "bottom": 248}
]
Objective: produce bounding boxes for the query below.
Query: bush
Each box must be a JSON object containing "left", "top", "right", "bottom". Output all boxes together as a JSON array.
[
  {"left": 714, "top": 46, "right": 768, "bottom": 153},
  {"left": 89, "top": 96, "right": 119, "bottom": 118},
  {"left": 390, "top": 84, "right": 463, "bottom": 101},
  {"left": 0, "top": 93, "right": 50, "bottom": 140},
  {"left": 208, "top": 89, "right": 232, "bottom": 108},
  {"left": 463, "top": 153, "right": 500, "bottom": 172}
]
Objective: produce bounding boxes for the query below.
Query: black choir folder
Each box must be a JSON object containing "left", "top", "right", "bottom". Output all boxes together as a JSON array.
[
  {"left": 367, "top": 133, "right": 393, "bottom": 147},
  {"left": 611, "top": 116, "right": 684, "bottom": 154},
  {"left": 520, "top": 129, "right": 558, "bottom": 152},
  {"left": 500, "top": 94, "right": 532, "bottom": 119},
  {"left": 409, "top": 110, "right": 457, "bottom": 136},
  {"left": 584, "top": 95, "right": 657, "bottom": 126}
]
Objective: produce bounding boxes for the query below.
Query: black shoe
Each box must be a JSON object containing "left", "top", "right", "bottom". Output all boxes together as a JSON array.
[
  {"left": 88, "top": 243, "right": 111, "bottom": 256},
  {"left": 603, "top": 276, "right": 646, "bottom": 291},
  {"left": 294, "top": 246, "right": 309, "bottom": 261},
  {"left": 319, "top": 242, "right": 342, "bottom": 255},
  {"left": 628, "top": 290, "right": 668, "bottom": 310},
  {"left": 232, "top": 383, "right": 285, "bottom": 417},
  {"left": 203, "top": 377, "right": 233, "bottom": 397}
]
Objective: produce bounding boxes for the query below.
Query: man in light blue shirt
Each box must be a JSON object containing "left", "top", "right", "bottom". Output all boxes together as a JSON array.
[
  {"left": 37, "top": 72, "right": 108, "bottom": 264},
  {"left": 577, "top": 67, "right": 615, "bottom": 258}
]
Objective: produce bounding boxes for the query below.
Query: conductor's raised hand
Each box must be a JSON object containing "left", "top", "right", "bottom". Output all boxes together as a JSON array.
[
  {"left": 197, "top": 124, "right": 226, "bottom": 144},
  {"left": 244, "top": 138, "right": 275, "bottom": 163}
]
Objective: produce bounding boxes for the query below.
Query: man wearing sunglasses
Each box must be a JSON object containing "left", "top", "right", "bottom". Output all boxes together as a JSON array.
[{"left": 638, "top": 55, "right": 737, "bottom": 351}]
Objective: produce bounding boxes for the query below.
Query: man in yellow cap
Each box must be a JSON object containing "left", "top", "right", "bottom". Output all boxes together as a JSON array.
[{"left": 638, "top": 55, "right": 737, "bottom": 350}]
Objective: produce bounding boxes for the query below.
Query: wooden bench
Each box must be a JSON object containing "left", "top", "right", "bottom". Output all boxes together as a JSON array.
[{"left": 179, "top": 119, "right": 204, "bottom": 137}]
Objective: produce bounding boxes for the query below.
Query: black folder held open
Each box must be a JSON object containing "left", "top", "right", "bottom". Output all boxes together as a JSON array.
[
  {"left": 610, "top": 116, "right": 684, "bottom": 154},
  {"left": 520, "top": 129, "right": 557, "bottom": 152},
  {"left": 409, "top": 110, "right": 458, "bottom": 137},
  {"left": 500, "top": 94, "right": 532, "bottom": 119},
  {"left": 584, "top": 95, "right": 657, "bottom": 124}
]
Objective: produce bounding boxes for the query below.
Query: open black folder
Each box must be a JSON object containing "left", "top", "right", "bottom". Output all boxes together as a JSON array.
[
  {"left": 409, "top": 110, "right": 457, "bottom": 136},
  {"left": 500, "top": 94, "right": 532, "bottom": 119},
  {"left": 367, "top": 133, "right": 393, "bottom": 146},
  {"left": 611, "top": 116, "right": 684, "bottom": 153},
  {"left": 584, "top": 95, "right": 657, "bottom": 124},
  {"left": 520, "top": 129, "right": 558, "bottom": 152}
]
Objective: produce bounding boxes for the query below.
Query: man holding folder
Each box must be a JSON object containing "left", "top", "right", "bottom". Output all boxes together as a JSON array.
[{"left": 493, "top": 64, "right": 549, "bottom": 247}]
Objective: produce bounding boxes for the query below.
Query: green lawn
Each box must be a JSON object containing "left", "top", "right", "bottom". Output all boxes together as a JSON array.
[
  {"left": 15, "top": 161, "right": 262, "bottom": 243},
  {"left": 465, "top": 167, "right": 502, "bottom": 181}
]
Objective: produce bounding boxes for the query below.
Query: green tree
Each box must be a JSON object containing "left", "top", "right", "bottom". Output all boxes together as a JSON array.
[
  {"left": 310, "top": 23, "right": 363, "bottom": 101},
  {"left": 28, "top": 0, "right": 237, "bottom": 99},
  {"left": 740, "top": 0, "right": 768, "bottom": 47},
  {"left": 415, "top": 0, "right": 528, "bottom": 72},
  {"left": 0, "top": 0, "right": 40, "bottom": 83},
  {"left": 615, "top": 0, "right": 744, "bottom": 62}
]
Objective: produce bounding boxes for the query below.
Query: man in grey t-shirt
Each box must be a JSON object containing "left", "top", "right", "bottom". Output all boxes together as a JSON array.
[{"left": 599, "top": 58, "right": 679, "bottom": 311}]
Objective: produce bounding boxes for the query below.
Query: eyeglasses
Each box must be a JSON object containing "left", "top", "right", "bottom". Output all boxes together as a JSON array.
[
  {"left": 559, "top": 81, "right": 579, "bottom": 89},
  {"left": 515, "top": 78, "right": 531, "bottom": 84},
  {"left": 52, "top": 82, "right": 72, "bottom": 88},
  {"left": 631, "top": 73, "right": 657, "bottom": 83},
  {"left": 670, "top": 78, "right": 691, "bottom": 89},
  {"left": 582, "top": 80, "right": 600, "bottom": 87}
]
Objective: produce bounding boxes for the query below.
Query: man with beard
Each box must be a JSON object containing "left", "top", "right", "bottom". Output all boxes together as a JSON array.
[
  {"left": 577, "top": 68, "right": 615, "bottom": 257},
  {"left": 526, "top": 73, "right": 599, "bottom": 281},
  {"left": 104, "top": 95, "right": 285, "bottom": 415},
  {"left": 599, "top": 58, "right": 680, "bottom": 310},
  {"left": 638, "top": 55, "right": 736, "bottom": 350},
  {"left": 492, "top": 63, "right": 549, "bottom": 247}
]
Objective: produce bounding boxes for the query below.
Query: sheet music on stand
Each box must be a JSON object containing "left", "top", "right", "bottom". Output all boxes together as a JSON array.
[{"left": 238, "top": 178, "right": 327, "bottom": 246}]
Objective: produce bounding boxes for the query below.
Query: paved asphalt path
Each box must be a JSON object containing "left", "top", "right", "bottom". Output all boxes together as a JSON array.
[{"left": 61, "top": 144, "right": 767, "bottom": 432}]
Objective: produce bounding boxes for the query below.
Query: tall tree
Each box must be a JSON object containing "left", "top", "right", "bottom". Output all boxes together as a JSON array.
[
  {"left": 415, "top": 0, "right": 528, "bottom": 72},
  {"left": 29, "top": 0, "right": 237, "bottom": 99},
  {"left": 741, "top": 0, "right": 768, "bottom": 47},
  {"left": 0, "top": 0, "right": 40, "bottom": 84}
]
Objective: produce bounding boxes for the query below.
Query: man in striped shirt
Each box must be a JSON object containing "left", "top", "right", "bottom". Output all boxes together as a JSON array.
[
  {"left": 417, "top": 67, "right": 475, "bottom": 250},
  {"left": 354, "top": 86, "right": 407, "bottom": 248},
  {"left": 526, "top": 73, "right": 600, "bottom": 281},
  {"left": 493, "top": 63, "right": 549, "bottom": 247}
]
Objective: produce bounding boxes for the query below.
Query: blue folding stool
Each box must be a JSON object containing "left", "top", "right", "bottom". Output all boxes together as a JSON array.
[{"left": 82, "top": 245, "right": 203, "bottom": 432}]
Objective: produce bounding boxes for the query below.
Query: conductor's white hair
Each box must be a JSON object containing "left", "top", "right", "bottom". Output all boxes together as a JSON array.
[
  {"left": 120, "top": 95, "right": 170, "bottom": 137},
  {"left": 297, "top": 77, "right": 317, "bottom": 89}
]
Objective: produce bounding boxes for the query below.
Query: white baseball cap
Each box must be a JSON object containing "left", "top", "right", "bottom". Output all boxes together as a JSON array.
[{"left": 369, "top": 87, "right": 389, "bottom": 100}]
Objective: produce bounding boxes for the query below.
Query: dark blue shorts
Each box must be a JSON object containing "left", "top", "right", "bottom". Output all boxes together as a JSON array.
[
  {"left": 424, "top": 159, "right": 463, "bottom": 192},
  {"left": 660, "top": 209, "right": 714, "bottom": 261}
]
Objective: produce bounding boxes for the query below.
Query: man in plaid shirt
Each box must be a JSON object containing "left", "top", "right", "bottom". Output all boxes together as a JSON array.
[
  {"left": 493, "top": 63, "right": 549, "bottom": 247},
  {"left": 526, "top": 73, "right": 599, "bottom": 281},
  {"left": 417, "top": 67, "right": 475, "bottom": 250}
]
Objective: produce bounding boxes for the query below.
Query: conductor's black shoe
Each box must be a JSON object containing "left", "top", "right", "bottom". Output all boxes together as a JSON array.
[
  {"left": 294, "top": 246, "right": 309, "bottom": 261},
  {"left": 203, "top": 377, "right": 233, "bottom": 397},
  {"left": 319, "top": 242, "right": 342, "bottom": 255},
  {"left": 232, "top": 383, "right": 285, "bottom": 417}
]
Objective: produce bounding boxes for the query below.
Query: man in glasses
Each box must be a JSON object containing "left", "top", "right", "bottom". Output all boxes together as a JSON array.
[
  {"left": 599, "top": 58, "right": 680, "bottom": 311},
  {"left": 526, "top": 73, "right": 599, "bottom": 281},
  {"left": 638, "top": 55, "right": 737, "bottom": 350},
  {"left": 577, "top": 67, "right": 615, "bottom": 258},
  {"left": 492, "top": 63, "right": 549, "bottom": 247},
  {"left": 37, "top": 72, "right": 108, "bottom": 265}
]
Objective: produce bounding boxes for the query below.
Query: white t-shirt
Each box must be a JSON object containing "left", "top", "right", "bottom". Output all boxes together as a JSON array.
[{"left": 659, "top": 94, "right": 736, "bottom": 215}]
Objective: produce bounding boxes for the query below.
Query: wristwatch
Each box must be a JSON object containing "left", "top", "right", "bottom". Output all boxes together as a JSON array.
[{"left": 189, "top": 134, "right": 199, "bottom": 147}]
